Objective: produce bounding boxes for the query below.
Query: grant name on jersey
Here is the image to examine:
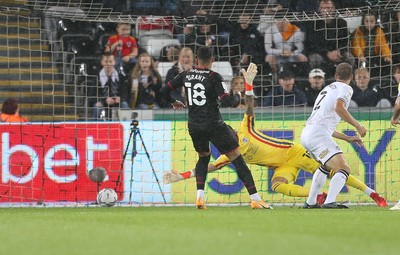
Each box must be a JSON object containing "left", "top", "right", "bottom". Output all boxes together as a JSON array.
[{"left": 186, "top": 74, "right": 206, "bottom": 82}]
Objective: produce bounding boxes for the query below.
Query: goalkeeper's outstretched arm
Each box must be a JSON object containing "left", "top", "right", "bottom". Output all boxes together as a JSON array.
[
  {"left": 244, "top": 94, "right": 255, "bottom": 117},
  {"left": 163, "top": 159, "right": 231, "bottom": 184},
  {"left": 240, "top": 62, "right": 258, "bottom": 117}
]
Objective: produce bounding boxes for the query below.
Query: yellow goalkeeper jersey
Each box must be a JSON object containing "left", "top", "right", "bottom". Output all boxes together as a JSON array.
[{"left": 211, "top": 114, "right": 317, "bottom": 171}]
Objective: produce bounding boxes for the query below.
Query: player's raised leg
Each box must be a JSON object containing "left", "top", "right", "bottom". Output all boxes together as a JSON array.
[{"left": 344, "top": 174, "right": 387, "bottom": 207}]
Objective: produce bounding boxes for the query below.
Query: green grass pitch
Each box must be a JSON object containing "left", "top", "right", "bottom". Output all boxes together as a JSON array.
[{"left": 0, "top": 206, "right": 397, "bottom": 255}]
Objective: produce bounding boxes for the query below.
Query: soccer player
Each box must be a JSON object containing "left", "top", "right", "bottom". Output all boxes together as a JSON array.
[
  {"left": 389, "top": 83, "right": 400, "bottom": 210},
  {"left": 163, "top": 66, "right": 387, "bottom": 207},
  {"left": 160, "top": 46, "right": 271, "bottom": 209},
  {"left": 301, "top": 62, "right": 367, "bottom": 209}
]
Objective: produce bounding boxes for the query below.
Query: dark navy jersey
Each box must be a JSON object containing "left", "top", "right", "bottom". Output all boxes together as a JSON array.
[{"left": 167, "top": 67, "right": 230, "bottom": 125}]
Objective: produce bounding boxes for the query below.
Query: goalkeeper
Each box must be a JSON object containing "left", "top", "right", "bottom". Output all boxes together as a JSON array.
[{"left": 164, "top": 63, "right": 387, "bottom": 207}]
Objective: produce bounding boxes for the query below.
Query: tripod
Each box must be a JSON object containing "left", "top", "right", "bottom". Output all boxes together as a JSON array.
[{"left": 120, "top": 112, "right": 166, "bottom": 204}]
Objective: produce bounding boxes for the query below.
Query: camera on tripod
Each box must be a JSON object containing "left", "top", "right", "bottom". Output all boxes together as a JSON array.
[
  {"left": 120, "top": 110, "right": 166, "bottom": 204},
  {"left": 131, "top": 111, "right": 139, "bottom": 128}
]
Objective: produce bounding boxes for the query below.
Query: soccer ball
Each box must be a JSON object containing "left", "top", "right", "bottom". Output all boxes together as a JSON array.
[{"left": 97, "top": 188, "right": 118, "bottom": 207}]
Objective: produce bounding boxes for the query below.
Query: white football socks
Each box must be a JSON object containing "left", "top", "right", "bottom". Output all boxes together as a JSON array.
[
  {"left": 325, "top": 171, "right": 348, "bottom": 204},
  {"left": 250, "top": 193, "right": 261, "bottom": 201},
  {"left": 306, "top": 169, "right": 328, "bottom": 205},
  {"left": 364, "top": 186, "right": 374, "bottom": 196},
  {"left": 197, "top": 189, "right": 204, "bottom": 199}
]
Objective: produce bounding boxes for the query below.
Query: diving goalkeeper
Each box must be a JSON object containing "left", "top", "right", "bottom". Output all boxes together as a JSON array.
[{"left": 163, "top": 63, "right": 387, "bottom": 207}]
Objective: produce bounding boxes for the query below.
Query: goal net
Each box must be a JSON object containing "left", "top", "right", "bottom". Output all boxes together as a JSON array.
[{"left": 0, "top": 0, "right": 399, "bottom": 206}]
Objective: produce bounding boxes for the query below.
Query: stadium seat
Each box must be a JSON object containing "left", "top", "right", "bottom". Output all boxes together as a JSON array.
[
  {"left": 61, "top": 34, "right": 95, "bottom": 56},
  {"left": 70, "top": 56, "right": 101, "bottom": 76},
  {"left": 138, "top": 30, "right": 174, "bottom": 48},
  {"left": 211, "top": 61, "right": 234, "bottom": 89},
  {"left": 70, "top": 56, "right": 100, "bottom": 107},
  {"left": 97, "top": 34, "right": 112, "bottom": 55},
  {"left": 157, "top": 62, "right": 175, "bottom": 83},
  {"left": 342, "top": 15, "right": 362, "bottom": 34},
  {"left": 144, "top": 38, "right": 180, "bottom": 60},
  {"left": 136, "top": 15, "right": 174, "bottom": 46}
]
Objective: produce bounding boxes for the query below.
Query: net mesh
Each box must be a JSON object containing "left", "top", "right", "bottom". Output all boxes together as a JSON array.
[{"left": 0, "top": 0, "right": 399, "bottom": 206}]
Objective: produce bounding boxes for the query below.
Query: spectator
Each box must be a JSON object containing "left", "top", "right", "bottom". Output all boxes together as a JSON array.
[
  {"left": 176, "top": 4, "right": 233, "bottom": 43},
  {"left": 264, "top": 12, "right": 307, "bottom": 73},
  {"left": 257, "top": 2, "right": 283, "bottom": 36},
  {"left": 1, "top": 98, "right": 28, "bottom": 122},
  {"left": 93, "top": 54, "right": 130, "bottom": 120},
  {"left": 200, "top": 22, "right": 227, "bottom": 59},
  {"left": 351, "top": 68, "right": 391, "bottom": 108},
  {"left": 262, "top": 0, "right": 295, "bottom": 14},
  {"left": 304, "top": 68, "right": 326, "bottom": 107},
  {"left": 105, "top": 23, "right": 139, "bottom": 74},
  {"left": 130, "top": 53, "right": 163, "bottom": 109},
  {"left": 176, "top": 23, "right": 197, "bottom": 47},
  {"left": 221, "top": 76, "right": 246, "bottom": 108},
  {"left": 258, "top": 1, "right": 318, "bottom": 35},
  {"left": 164, "top": 47, "right": 194, "bottom": 106},
  {"left": 304, "top": 0, "right": 355, "bottom": 77},
  {"left": 158, "top": 44, "right": 181, "bottom": 63},
  {"left": 155, "top": 44, "right": 181, "bottom": 70},
  {"left": 351, "top": 13, "right": 392, "bottom": 77},
  {"left": 220, "top": 76, "right": 245, "bottom": 109},
  {"left": 182, "top": 21, "right": 228, "bottom": 61},
  {"left": 263, "top": 70, "right": 307, "bottom": 106},
  {"left": 380, "top": 64, "right": 400, "bottom": 106},
  {"left": 175, "top": 7, "right": 212, "bottom": 45},
  {"left": 387, "top": 10, "right": 400, "bottom": 64},
  {"left": 229, "top": 14, "right": 267, "bottom": 75}
]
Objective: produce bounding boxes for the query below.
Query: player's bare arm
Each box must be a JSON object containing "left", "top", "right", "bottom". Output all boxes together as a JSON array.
[
  {"left": 332, "top": 131, "right": 364, "bottom": 147},
  {"left": 245, "top": 95, "right": 255, "bottom": 117},
  {"left": 334, "top": 99, "right": 367, "bottom": 137},
  {"left": 391, "top": 97, "right": 400, "bottom": 126},
  {"left": 241, "top": 62, "right": 258, "bottom": 117}
]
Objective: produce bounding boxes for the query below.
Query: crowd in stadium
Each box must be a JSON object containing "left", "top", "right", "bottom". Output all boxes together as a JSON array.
[{"left": 28, "top": 0, "right": 400, "bottom": 120}]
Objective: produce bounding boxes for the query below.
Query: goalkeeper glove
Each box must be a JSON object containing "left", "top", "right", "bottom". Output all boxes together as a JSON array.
[
  {"left": 240, "top": 63, "right": 258, "bottom": 96},
  {"left": 163, "top": 170, "right": 187, "bottom": 184}
]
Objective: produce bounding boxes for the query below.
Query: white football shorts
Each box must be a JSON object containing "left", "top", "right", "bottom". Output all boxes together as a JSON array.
[{"left": 300, "top": 125, "right": 342, "bottom": 165}]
